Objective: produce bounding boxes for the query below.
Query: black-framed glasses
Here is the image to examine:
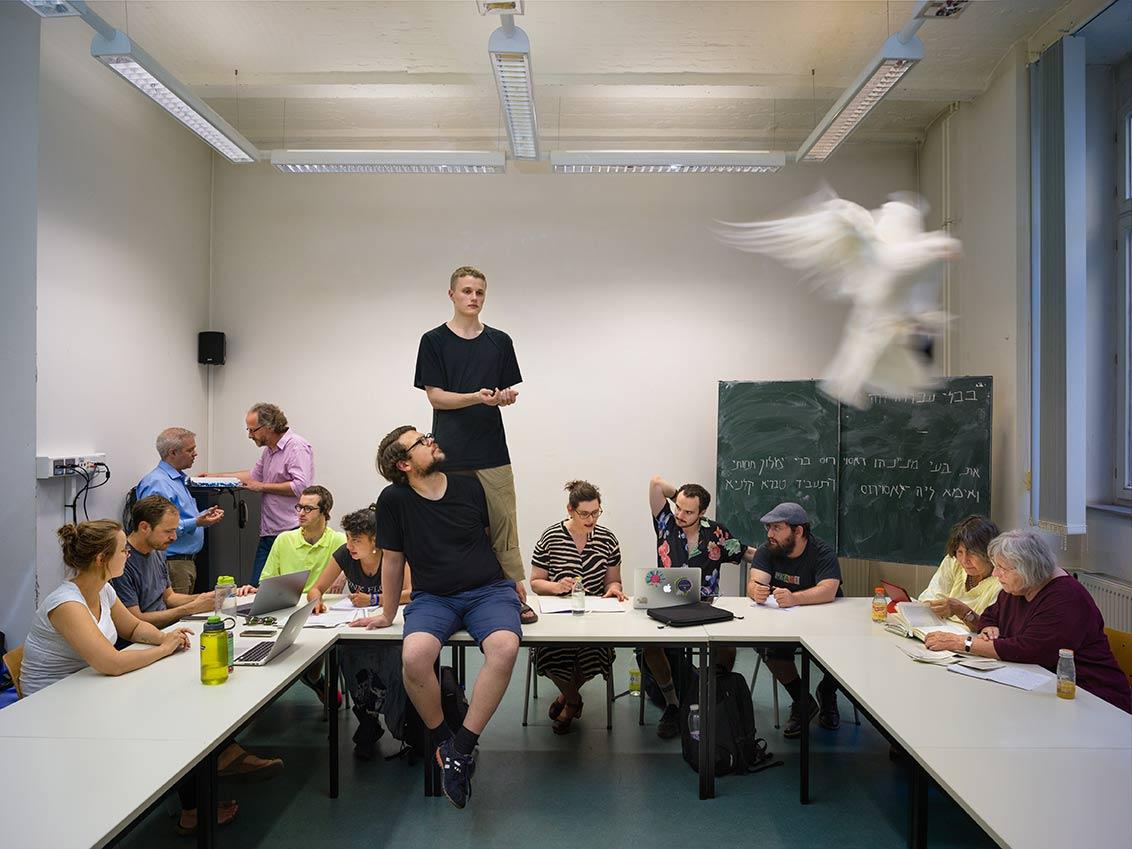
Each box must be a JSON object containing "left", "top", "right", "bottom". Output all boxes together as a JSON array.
[
  {"left": 246, "top": 424, "right": 265, "bottom": 435},
  {"left": 407, "top": 433, "right": 435, "bottom": 451},
  {"left": 295, "top": 504, "right": 320, "bottom": 514},
  {"left": 574, "top": 508, "right": 603, "bottom": 520}
]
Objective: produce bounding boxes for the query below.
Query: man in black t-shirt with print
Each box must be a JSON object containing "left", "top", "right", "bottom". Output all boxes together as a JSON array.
[
  {"left": 747, "top": 502, "right": 844, "bottom": 738},
  {"left": 414, "top": 266, "right": 530, "bottom": 621},
  {"left": 354, "top": 425, "right": 521, "bottom": 810}
]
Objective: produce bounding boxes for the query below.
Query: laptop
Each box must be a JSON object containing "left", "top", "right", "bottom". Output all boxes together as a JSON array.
[
  {"left": 881, "top": 580, "right": 912, "bottom": 604},
  {"left": 632, "top": 567, "right": 702, "bottom": 609},
  {"left": 236, "top": 570, "right": 310, "bottom": 617},
  {"left": 232, "top": 599, "right": 316, "bottom": 666}
]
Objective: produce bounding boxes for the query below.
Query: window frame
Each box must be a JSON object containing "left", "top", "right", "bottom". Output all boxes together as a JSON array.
[{"left": 1116, "top": 100, "right": 1132, "bottom": 504}]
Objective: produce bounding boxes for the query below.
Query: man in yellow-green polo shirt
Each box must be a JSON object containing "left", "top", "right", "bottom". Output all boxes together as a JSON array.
[{"left": 259, "top": 485, "right": 346, "bottom": 594}]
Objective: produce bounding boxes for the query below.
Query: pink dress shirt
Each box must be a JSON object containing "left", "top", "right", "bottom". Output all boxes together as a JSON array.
[{"left": 251, "top": 429, "right": 314, "bottom": 536}]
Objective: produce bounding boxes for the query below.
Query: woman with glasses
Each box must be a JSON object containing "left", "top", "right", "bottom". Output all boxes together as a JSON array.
[
  {"left": 917, "top": 515, "right": 1002, "bottom": 628},
  {"left": 529, "top": 480, "right": 626, "bottom": 734}
]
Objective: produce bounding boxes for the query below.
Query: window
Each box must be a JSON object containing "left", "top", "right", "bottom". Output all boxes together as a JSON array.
[{"left": 1118, "top": 101, "right": 1132, "bottom": 504}]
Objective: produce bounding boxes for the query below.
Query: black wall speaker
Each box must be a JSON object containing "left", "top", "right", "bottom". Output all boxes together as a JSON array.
[{"left": 198, "top": 331, "right": 226, "bottom": 365}]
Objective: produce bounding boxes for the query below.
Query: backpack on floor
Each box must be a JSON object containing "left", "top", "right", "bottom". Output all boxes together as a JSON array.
[
  {"left": 387, "top": 665, "right": 466, "bottom": 765},
  {"left": 680, "top": 670, "right": 782, "bottom": 776},
  {"left": 440, "top": 665, "right": 469, "bottom": 730}
]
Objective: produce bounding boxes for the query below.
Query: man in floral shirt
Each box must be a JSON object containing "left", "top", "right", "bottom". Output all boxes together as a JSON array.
[{"left": 644, "top": 474, "right": 755, "bottom": 739}]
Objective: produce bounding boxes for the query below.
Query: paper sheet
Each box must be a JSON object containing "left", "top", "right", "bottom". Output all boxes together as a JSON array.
[
  {"left": 749, "top": 595, "right": 795, "bottom": 610},
  {"left": 536, "top": 596, "right": 628, "bottom": 614},
  {"left": 948, "top": 663, "right": 1054, "bottom": 691},
  {"left": 893, "top": 641, "right": 957, "bottom": 664}
]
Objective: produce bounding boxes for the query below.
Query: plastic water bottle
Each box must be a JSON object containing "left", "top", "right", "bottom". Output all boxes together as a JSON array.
[
  {"left": 215, "top": 575, "right": 237, "bottom": 672},
  {"left": 872, "top": 586, "right": 888, "bottom": 622},
  {"left": 571, "top": 577, "right": 586, "bottom": 615},
  {"left": 688, "top": 704, "right": 701, "bottom": 741},
  {"left": 628, "top": 666, "right": 642, "bottom": 697},
  {"left": 200, "top": 615, "right": 229, "bottom": 685},
  {"left": 1056, "top": 648, "right": 1076, "bottom": 700}
]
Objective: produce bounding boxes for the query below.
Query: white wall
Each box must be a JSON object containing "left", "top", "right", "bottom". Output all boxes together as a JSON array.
[
  {"left": 918, "top": 44, "right": 1031, "bottom": 534},
  {"left": 0, "top": 4, "right": 41, "bottom": 647},
  {"left": 207, "top": 150, "right": 916, "bottom": 583},
  {"left": 34, "top": 19, "right": 214, "bottom": 602}
]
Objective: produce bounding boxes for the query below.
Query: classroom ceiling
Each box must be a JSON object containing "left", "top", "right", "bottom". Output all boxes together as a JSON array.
[{"left": 81, "top": 0, "right": 1072, "bottom": 153}]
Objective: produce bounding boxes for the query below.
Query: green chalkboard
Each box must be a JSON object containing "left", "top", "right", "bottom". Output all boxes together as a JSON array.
[
  {"left": 837, "top": 376, "right": 993, "bottom": 565},
  {"left": 716, "top": 381, "right": 840, "bottom": 549}
]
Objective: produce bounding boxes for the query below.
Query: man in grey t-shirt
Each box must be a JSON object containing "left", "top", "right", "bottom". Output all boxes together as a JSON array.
[{"left": 112, "top": 495, "right": 216, "bottom": 628}]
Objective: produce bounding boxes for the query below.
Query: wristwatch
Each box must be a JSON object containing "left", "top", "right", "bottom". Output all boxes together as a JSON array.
[{"left": 964, "top": 634, "right": 974, "bottom": 653}]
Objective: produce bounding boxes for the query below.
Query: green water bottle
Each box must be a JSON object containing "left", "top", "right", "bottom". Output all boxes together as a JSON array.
[
  {"left": 200, "top": 615, "right": 229, "bottom": 685},
  {"left": 215, "top": 576, "right": 237, "bottom": 672}
]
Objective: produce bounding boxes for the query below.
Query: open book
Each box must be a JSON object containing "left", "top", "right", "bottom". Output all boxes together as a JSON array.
[{"left": 884, "top": 602, "right": 970, "bottom": 641}]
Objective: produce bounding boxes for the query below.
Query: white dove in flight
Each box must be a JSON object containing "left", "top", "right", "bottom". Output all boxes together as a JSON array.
[{"left": 716, "top": 193, "right": 962, "bottom": 408}]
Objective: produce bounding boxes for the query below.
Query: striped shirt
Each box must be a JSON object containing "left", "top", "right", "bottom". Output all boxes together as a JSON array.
[{"left": 531, "top": 522, "right": 621, "bottom": 592}]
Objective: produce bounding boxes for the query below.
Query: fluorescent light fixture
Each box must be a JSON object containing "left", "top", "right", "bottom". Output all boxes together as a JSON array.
[
  {"left": 18, "top": 1, "right": 79, "bottom": 17},
  {"left": 551, "top": 150, "right": 787, "bottom": 174},
  {"left": 89, "top": 30, "right": 258, "bottom": 164},
  {"left": 476, "top": 1, "right": 524, "bottom": 14},
  {"left": 488, "top": 24, "right": 539, "bottom": 160},
  {"left": 796, "top": 32, "right": 924, "bottom": 163},
  {"left": 270, "top": 150, "right": 506, "bottom": 174}
]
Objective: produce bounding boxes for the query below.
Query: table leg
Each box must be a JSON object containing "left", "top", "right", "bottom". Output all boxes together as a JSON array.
[
  {"left": 195, "top": 748, "right": 217, "bottom": 849},
  {"left": 698, "top": 644, "right": 717, "bottom": 800},
  {"left": 800, "top": 646, "right": 810, "bottom": 805},
  {"left": 328, "top": 644, "right": 339, "bottom": 799},
  {"left": 909, "top": 759, "right": 928, "bottom": 849}
]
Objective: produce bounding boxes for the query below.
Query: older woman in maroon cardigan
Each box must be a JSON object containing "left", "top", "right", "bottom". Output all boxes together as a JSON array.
[{"left": 925, "top": 528, "right": 1130, "bottom": 713}]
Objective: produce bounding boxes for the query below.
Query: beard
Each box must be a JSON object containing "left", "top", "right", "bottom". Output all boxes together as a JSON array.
[
  {"left": 766, "top": 536, "right": 798, "bottom": 556},
  {"left": 421, "top": 456, "right": 445, "bottom": 477}
]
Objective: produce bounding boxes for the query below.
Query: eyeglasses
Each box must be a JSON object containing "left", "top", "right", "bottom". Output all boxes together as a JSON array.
[
  {"left": 406, "top": 433, "right": 435, "bottom": 451},
  {"left": 573, "top": 508, "right": 603, "bottom": 520},
  {"left": 246, "top": 424, "right": 265, "bottom": 435},
  {"left": 295, "top": 504, "right": 320, "bottom": 514},
  {"left": 245, "top": 615, "right": 277, "bottom": 626}
]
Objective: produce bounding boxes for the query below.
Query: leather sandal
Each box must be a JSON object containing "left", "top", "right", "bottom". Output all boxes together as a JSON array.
[
  {"left": 548, "top": 694, "right": 567, "bottom": 721},
  {"left": 519, "top": 603, "right": 539, "bottom": 625},
  {"left": 552, "top": 699, "right": 583, "bottom": 735},
  {"left": 173, "top": 801, "right": 238, "bottom": 836}
]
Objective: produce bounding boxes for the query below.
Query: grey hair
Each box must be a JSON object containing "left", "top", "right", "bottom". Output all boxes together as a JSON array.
[
  {"left": 987, "top": 529, "right": 1057, "bottom": 590},
  {"left": 249, "top": 402, "right": 288, "bottom": 434},
  {"left": 156, "top": 427, "right": 194, "bottom": 459}
]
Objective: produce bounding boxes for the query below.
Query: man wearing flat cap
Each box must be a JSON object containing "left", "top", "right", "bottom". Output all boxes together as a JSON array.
[{"left": 747, "top": 502, "right": 844, "bottom": 737}]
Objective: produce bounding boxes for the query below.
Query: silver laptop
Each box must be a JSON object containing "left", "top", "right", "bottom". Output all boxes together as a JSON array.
[
  {"left": 632, "top": 567, "right": 702, "bottom": 609},
  {"left": 233, "top": 599, "right": 316, "bottom": 666},
  {"left": 236, "top": 570, "right": 310, "bottom": 617}
]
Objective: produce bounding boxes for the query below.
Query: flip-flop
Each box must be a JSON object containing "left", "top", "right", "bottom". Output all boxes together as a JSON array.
[
  {"left": 217, "top": 751, "right": 284, "bottom": 782},
  {"left": 519, "top": 603, "right": 538, "bottom": 624},
  {"left": 173, "top": 800, "right": 238, "bottom": 836}
]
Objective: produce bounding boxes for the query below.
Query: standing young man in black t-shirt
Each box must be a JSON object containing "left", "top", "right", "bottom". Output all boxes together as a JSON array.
[
  {"left": 354, "top": 425, "right": 521, "bottom": 809},
  {"left": 414, "top": 266, "right": 531, "bottom": 622},
  {"left": 747, "top": 502, "right": 844, "bottom": 738}
]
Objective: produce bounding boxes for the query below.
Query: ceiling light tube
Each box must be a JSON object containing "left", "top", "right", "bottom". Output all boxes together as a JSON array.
[
  {"left": 89, "top": 29, "right": 259, "bottom": 164},
  {"left": 270, "top": 150, "right": 506, "bottom": 174},
  {"left": 550, "top": 150, "right": 787, "bottom": 174},
  {"left": 488, "top": 23, "right": 539, "bottom": 161},
  {"left": 796, "top": 32, "right": 924, "bottom": 163}
]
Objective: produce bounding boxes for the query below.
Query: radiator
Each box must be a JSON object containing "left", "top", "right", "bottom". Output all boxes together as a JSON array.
[{"left": 1075, "top": 572, "right": 1132, "bottom": 632}]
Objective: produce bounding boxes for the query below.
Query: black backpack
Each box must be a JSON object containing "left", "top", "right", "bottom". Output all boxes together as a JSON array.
[
  {"left": 439, "top": 665, "right": 469, "bottom": 729},
  {"left": 680, "top": 671, "right": 782, "bottom": 776}
]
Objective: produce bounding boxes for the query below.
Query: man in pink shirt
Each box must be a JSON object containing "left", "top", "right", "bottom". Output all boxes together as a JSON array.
[{"left": 226, "top": 403, "right": 315, "bottom": 584}]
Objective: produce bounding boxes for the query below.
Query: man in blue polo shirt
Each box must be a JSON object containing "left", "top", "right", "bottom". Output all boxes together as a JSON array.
[{"left": 136, "top": 427, "right": 224, "bottom": 593}]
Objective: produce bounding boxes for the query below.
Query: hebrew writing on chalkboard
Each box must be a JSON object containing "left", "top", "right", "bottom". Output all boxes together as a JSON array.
[{"left": 717, "top": 377, "right": 992, "bottom": 565}]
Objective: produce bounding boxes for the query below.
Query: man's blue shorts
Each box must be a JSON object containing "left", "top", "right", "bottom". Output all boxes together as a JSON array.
[{"left": 403, "top": 579, "right": 522, "bottom": 647}]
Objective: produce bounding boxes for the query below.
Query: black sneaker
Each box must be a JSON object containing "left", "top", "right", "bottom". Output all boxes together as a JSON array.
[
  {"left": 352, "top": 706, "right": 385, "bottom": 761},
  {"left": 657, "top": 704, "right": 681, "bottom": 739},
  {"left": 818, "top": 691, "right": 840, "bottom": 731},
  {"left": 783, "top": 695, "right": 819, "bottom": 739},
  {"left": 435, "top": 738, "right": 475, "bottom": 809}
]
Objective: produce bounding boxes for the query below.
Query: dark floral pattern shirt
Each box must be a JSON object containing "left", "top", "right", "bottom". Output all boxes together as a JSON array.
[{"left": 652, "top": 503, "right": 746, "bottom": 597}]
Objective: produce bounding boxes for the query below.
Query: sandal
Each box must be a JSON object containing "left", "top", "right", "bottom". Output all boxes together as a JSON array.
[
  {"left": 217, "top": 750, "right": 284, "bottom": 782},
  {"left": 173, "top": 800, "right": 238, "bottom": 836},
  {"left": 548, "top": 694, "right": 567, "bottom": 721},
  {"left": 519, "top": 603, "right": 539, "bottom": 625},
  {"left": 552, "top": 699, "right": 583, "bottom": 735}
]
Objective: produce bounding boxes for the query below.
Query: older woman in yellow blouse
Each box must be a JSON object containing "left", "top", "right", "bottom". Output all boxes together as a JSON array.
[{"left": 918, "top": 515, "right": 1001, "bottom": 629}]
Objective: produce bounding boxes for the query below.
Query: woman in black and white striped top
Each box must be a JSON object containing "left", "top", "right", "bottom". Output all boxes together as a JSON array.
[{"left": 529, "top": 480, "right": 626, "bottom": 734}]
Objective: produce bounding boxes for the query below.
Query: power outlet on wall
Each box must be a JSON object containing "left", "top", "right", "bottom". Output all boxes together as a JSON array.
[{"left": 35, "top": 453, "right": 107, "bottom": 480}]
